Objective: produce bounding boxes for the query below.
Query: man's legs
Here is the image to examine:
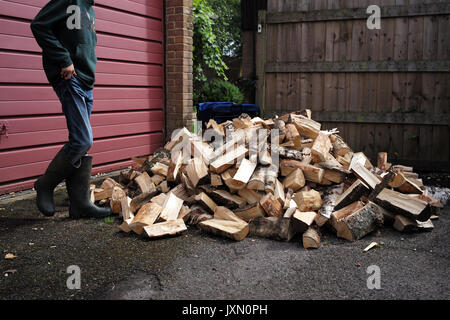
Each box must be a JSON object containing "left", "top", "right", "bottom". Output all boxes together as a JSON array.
[
  {"left": 55, "top": 76, "right": 94, "bottom": 167},
  {"left": 35, "top": 77, "right": 110, "bottom": 218}
]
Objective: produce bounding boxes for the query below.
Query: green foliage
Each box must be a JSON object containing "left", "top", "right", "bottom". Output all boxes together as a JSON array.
[
  {"left": 196, "top": 79, "right": 244, "bottom": 105},
  {"left": 193, "top": 0, "right": 228, "bottom": 84},
  {"left": 206, "top": 0, "right": 242, "bottom": 57}
]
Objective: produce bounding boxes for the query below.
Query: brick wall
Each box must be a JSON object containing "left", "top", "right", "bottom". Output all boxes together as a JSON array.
[{"left": 165, "top": 0, "right": 195, "bottom": 139}]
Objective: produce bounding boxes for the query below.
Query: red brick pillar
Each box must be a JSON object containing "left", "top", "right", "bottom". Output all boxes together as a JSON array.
[{"left": 165, "top": 0, "right": 194, "bottom": 139}]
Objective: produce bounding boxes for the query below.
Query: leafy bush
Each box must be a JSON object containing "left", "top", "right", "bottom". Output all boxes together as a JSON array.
[{"left": 196, "top": 79, "right": 244, "bottom": 105}]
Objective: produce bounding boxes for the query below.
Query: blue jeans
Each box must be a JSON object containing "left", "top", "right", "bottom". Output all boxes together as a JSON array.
[{"left": 53, "top": 76, "right": 94, "bottom": 167}]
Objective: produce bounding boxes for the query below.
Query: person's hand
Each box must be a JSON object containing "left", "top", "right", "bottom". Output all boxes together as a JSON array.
[{"left": 61, "top": 64, "right": 77, "bottom": 80}]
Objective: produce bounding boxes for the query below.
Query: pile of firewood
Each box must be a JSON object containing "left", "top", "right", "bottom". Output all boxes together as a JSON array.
[{"left": 91, "top": 111, "right": 443, "bottom": 248}]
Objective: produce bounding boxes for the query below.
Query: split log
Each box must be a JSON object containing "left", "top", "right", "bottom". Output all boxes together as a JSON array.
[
  {"left": 274, "top": 179, "right": 285, "bottom": 206},
  {"left": 316, "top": 183, "right": 345, "bottom": 226},
  {"left": 118, "top": 217, "right": 134, "bottom": 233},
  {"left": 120, "top": 196, "right": 133, "bottom": 220},
  {"left": 238, "top": 188, "right": 264, "bottom": 205},
  {"left": 336, "top": 201, "right": 384, "bottom": 241},
  {"left": 221, "top": 168, "right": 245, "bottom": 191},
  {"left": 273, "top": 119, "right": 286, "bottom": 143},
  {"left": 330, "top": 201, "right": 364, "bottom": 231},
  {"left": 333, "top": 179, "right": 370, "bottom": 210},
  {"left": 202, "top": 188, "right": 246, "bottom": 209},
  {"left": 164, "top": 127, "right": 192, "bottom": 151},
  {"left": 377, "top": 152, "right": 391, "bottom": 171},
  {"left": 393, "top": 215, "right": 434, "bottom": 232},
  {"left": 210, "top": 173, "right": 223, "bottom": 187},
  {"left": 210, "top": 145, "right": 248, "bottom": 174},
  {"left": 285, "top": 123, "right": 301, "bottom": 149},
  {"left": 270, "top": 144, "right": 304, "bottom": 161},
  {"left": 214, "top": 206, "right": 247, "bottom": 224},
  {"left": 311, "top": 132, "right": 332, "bottom": 163},
  {"left": 194, "top": 192, "right": 218, "bottom": 214},
  {"left": 375, "top": 188, "right": 432, "bottom": 222},
  {"left": 94, "top": 187, "right": 114, "bottom": 202},
  {"left": 150, "top": 162, "right": 169, "bottom": 177},
  {"left": 283, "top": 188, "right": 294, "bottom": 209},
  {"left": 186, "top": 205, "right": 212, "bottom": 225},
  {"left": 247, "top": 166, "right": 267, "bottom": 191},
  {"left": 130, "top": 190, "right": 159, "bottom": 213},
  {"left": 134, "top": 172, "right": 155, "bottom": 194},
  {"left": 280, "top": 160, "right": 324, "bottom": 183},
  {"left": 232, "top": 158, "right": 257, "bottom": 186},
  {"left": 322, "top": 168, "right": 346, "bottom": 184},
  {"left": 143, "top": 219, "right": 187, "bottom": 238},
  {"left": 178, "top": 205, "right": 191, "bottom": 221},
  {"left": 151, "top": 193, "right": 167, "bottom": 206},
  {"left": 159, "top": 192, "right": 184, "bottom": 221},
  {"left": 351, "top": 162, "right": 381, "bottom": 189},
  {"left": 302, "top": 228, "right": 321, "bottom": 249},
  {"left": 129, "top": 202, "right": 162, "bottom": 235},
  {"left": 389, "top": 172, "right": 422, "bottom": 194},
  {"left": 185, "top": 158, "right": 208, "bottom": 187},
  {"left": 234, "top": 203, "right": 265, "bottom": 222},
  {"left": 260, "top": 193, "right": 284, "bottom": 217},
  {"left": 283, "top": 168, "right": 305, "bottom": 192},
  {"left": 110, "top": 186, "right": 127, "bottom": 215},
  {"left": 150, "top": 175, "right": 164, "bottom": 186},
  {"left": 249, "top": 216, "right": 299, "bottom": 242},
  {"left": 264, "top": 164, "right": 279, "bottom": 194},
  {"left": 167, "top": 151, "right": 183, "bottom": 182},
  {"left": 293, "top": 189, "right": 322, "bottom": 212},
  {"left": 290, "top": 113, "right": 321, "bottom": 139},
  {"left": 199, "top": 219, "right": 249, "bottom": 241},
  {"left": 292, "top": 210, "right": 317, "bottom": 233},
  {"left": 349, "top": 152, "right": 374, "bottom": 171},
  {"left": 191, "top": 139, "right": 215, "bottom": 165},
  {"left": 330, "top": 134, "right": 352, "bottom": 157},
  {"left": 159, "top": 181, "right": 170, "bottom": 193}
]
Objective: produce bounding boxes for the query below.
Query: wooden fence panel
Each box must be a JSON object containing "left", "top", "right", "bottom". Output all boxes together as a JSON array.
[{"left": 256, "top": 0, "right": 450, "bottom": 170}]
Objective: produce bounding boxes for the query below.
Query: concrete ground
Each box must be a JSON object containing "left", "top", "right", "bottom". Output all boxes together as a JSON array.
[{"left": 0, "top": 180, "right": 449, "bottom": 300}]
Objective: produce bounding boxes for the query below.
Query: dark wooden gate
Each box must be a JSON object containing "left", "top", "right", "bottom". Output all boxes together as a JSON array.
[{"left": 256, "top": 0, "right": 450, "bottom": 170}]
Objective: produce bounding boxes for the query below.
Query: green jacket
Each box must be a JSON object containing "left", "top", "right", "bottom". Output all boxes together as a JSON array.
[{"left": 30, "top": 0, "right": 97, "bottom": 89}]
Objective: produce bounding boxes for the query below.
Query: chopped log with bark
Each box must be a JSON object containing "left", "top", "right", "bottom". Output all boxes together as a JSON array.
[
  {"left": 185, "top": 158, "right": 208, "bottom": 187},
  {"left": 274, "top": 179, "right": 285, "bottom": 205},
  {"left": 264, "top": 164, "right": 279, "bottom": 194},
  {"left": 129, "top": 202, "right": 162, "bottom": 235},
  {"left": 351, "top": 162, "right": 381, "bottom": 189},
  {"left": 249, "top": 216, "right": 299, "bottom": 242},
  {"left": 333, "top": 179, "right": 370, "bottom": 210},
  {"left": 210, "top": 145, "right": 248, "bottom": 174},
  {"left": 292, "top": 210, "right": 317, "bottom": 233},
  {"left": 238, "top": 188, "right": 263, "bottom": 205},
  {"left": 283, "top": 168, "right": 305, "bottom": 192},
  {"left": 234, "top": 203, "right": 265, "bottom": 222},
  {"left": 330, "top": 201, "right": 365, "bottom": 231},
  {"left": 270, "top": 144, "right": 304, "bottom": 161},
  {"left": 134, "top": 172, "right": 155, "bottom": 194},
  {"left": 143, "top": 219, "right": 187, "bottom": 238},
  {"left": 194, "top": 192, "right": 217, "bottom": 214},
  {"left": 330, "top": 134, "right": 352, "bottom": 157},
  {"left": 290, "top": 114, "right": 321, "bottom": 139},
  {"left": 375, "top": 188, "right": 432, "bottom": 222},
  {"left": 280, "top": 160, "right": 324, "bottom": 183},
  {"left": 336, "top": 201, "right": 384, "bottom": 241},
  {"left": 303, "top": 228, "right": 321, "bottom": 249},
  {"left": 232, "top": 158, "right": 257, "bottom": 186},
  {"left": 199, "top": 219, "right": 249, "bottom": 241},
  {"left": 247, "top": 166, "right": 267, "bottom": 191},
  {"left": 311, "top": 132, "right": 332, "bottom": 163},
  {"left": 159, "top": 192, "right": 184, "bottom": 221},
  {"left": 294, "top": 189, "right": 322, "bottom": 212},
  {"left": 260, "top": 193, "right": 284, "bottom": 217},
  {"left": 285, "top": 123, "right": 301, "bottom": 149},
  {"left": 393, "top": 215, "right": 434, "bottom": 232}
]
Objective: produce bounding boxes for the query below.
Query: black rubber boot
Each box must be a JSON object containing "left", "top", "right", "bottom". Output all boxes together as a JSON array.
[
  {"left": 66, "top": 156, "right": 112, "bottom": 219},
  {"left": 34, "top": 148, "right": 77, "bottom": 216}
]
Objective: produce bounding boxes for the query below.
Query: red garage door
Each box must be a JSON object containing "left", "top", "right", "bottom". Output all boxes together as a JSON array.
[{"left": 0, "top": 0, "right": 165, "bottom": 195}]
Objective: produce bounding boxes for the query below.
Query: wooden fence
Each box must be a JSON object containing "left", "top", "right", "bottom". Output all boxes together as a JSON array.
[{"left": 255, "top": 0, "right": 450, "bottom": 170}]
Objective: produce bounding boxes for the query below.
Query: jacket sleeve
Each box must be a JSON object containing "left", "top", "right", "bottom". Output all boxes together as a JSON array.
[{"left": 30, "top": 0, "right": 73, "bottom": 68}]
